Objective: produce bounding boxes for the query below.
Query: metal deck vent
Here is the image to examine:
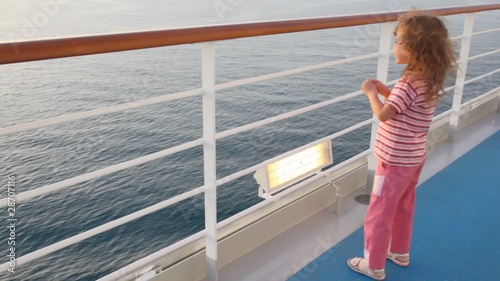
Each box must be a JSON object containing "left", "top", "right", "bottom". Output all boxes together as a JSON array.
[{"left": 354, "top": 194, "right": 370, "bottom": 205}]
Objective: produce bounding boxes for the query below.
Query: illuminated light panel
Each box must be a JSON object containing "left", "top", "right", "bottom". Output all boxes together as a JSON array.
[{"left": 254, "top": 140, "right": 333, "bottom": 197}]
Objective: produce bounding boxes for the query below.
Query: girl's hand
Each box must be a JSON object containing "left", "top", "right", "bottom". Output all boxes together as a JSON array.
[
  {"left": 361, "top": 80, "right": 377, "bottom": 96},
  {"left": 368, "top": 79, "right": 391, "bottom": 98}
]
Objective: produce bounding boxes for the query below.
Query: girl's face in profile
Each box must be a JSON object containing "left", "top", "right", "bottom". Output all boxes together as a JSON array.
[{"left": 393, "top": 30, "right": 411, "bottom": 64}]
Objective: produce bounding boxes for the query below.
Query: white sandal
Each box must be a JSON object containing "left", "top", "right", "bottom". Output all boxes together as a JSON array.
[
  {"left": 347, "top": 257, "right": 386, "bottom": 280},
  {"left": 386, "top": 252, "right": 410, "bottom": 267}
]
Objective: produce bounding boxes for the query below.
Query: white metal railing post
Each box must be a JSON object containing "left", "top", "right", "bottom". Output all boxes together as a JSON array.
[
  {"left": 202, "top": 42, "right": 218, "bottom": 281},
  {"left": 366, "top": 22, "right": 393, "bottom": 192},
  {"left": 449, "top": 13, "right": 475, "bottom": 141}
]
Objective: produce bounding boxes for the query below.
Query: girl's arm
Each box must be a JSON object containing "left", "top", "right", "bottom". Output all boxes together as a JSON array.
[
  {"left": 361, "top": 80, "right": 397, "bottom": 122},
  {"left": 368, "top": 79, "right": 391, "bottom": 98}
]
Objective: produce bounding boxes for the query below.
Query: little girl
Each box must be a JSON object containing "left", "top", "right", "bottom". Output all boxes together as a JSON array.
[{"left": 347, "top": 9, "right": 456, "bottom": 280}]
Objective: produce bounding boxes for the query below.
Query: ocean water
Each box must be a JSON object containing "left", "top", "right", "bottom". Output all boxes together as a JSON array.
[{"left": 0, "top": 0, "right": 499, "bottom": 280}]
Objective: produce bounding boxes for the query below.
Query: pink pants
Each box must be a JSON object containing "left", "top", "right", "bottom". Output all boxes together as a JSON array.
[{"left": 364, "top": 160, "right": 425, "bottom": 270}]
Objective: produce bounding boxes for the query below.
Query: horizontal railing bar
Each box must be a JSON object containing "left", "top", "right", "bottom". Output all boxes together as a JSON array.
[
  {"left": 432, "top": 81, "right": 499, "bottom": 122},
  {"left": 215, "top": 78, "right": 400, "bottom": 142},
  {"left": 445, "top": 85, "right": 457, "bottom": 93},
  {"left": 215, "top": 52, "right": 379, "bottom": 91},
  {"left": 1, "top": 4, "right": 499, "bottom": 64},
  {"left": 450, "top": 35, "right": 465, "bottom": 41},
  {"left": 0, "top": 88, "right": 203, "bottom": 136},
  {"left": 216, "top": 90, "right": 364, "bottom": 140},
  {"left": 463, "top": 68, "right": 500, "bottom": 86},
  {"left": 216, "top": 118, "right": 373, "bottom": 186},
  {"left": 0, "top": 138, "right": 204, "bottom": 207},
  {"left": 433, "top": 109, "right": 452, "bottom": 123},
  {"left": 0, "top": 186, "right": 205, "bottom": 272},
  {"left": 469, "top": 49, "right": 500, "bottom": 61},
  {"left": 451, "top": 27, "right": 500, "bottom": 41},
  {"left": 386, "top": 78, "right": 399, "bottom": 86},
  {"left": 471, "top": 27, "right": 500, "bottom": 36},
  {"left": 461, "top": 86, "right": 500, "bottom": 108}
]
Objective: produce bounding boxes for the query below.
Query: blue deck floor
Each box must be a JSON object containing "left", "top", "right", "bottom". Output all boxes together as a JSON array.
[{"left": 290, "top": 130, "right": 500, "bottom": 281}]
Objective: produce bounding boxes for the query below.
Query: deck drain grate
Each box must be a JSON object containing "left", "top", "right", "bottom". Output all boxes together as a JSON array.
[{"left": 354, "top": 194, "right": 370, "bottom": 205}]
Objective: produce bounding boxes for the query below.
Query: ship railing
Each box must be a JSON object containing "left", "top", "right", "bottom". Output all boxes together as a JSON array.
[{"left": 0, "top": 4, "right": 499, "bottom": 281}]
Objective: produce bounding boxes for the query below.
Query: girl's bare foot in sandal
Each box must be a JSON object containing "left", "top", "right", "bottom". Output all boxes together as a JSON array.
[
  {"left": 386, "top": 252, "right": 410, "bottom": 266},
  {"left": 347, "top": 257, "right": 385, "bottom": 280}
]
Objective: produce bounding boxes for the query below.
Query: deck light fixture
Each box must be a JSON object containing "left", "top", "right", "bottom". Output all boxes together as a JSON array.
[{"left": 254, "top": 140, "right": 333, "bottom": 198}]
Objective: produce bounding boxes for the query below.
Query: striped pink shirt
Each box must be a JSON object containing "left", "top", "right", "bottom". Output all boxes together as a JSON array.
[{"left": 374, "top": 77, "right": 435, "bottom": 166}]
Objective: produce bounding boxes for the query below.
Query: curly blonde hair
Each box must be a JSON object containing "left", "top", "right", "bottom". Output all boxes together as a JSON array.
[{"left": 395, "top": 9, "right": 457, "bottom": 103}]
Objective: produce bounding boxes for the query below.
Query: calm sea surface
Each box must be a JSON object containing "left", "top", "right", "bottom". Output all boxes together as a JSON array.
[{"left": 0, "top": 0, "right": 499, "bottom": 280}]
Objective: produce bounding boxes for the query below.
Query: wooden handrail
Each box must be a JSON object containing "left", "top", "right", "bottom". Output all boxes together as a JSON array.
[{"left": 1, "top": 4, "right": 499, "bottom": 64}]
